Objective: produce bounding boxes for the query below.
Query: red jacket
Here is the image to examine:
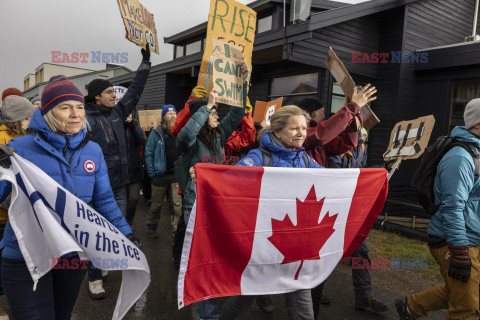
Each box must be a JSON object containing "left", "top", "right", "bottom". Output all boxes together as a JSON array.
[
  {"left": 171, "top": 96, "right": 195, "bottom": 137},
  {"left": 225, "top": 112, "right": 256, "bottom": 152},
  {"left": 303, "top": 102, "right": 362, "bottom": 167}
]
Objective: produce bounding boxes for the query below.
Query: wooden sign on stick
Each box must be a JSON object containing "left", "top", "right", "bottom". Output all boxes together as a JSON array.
[
  {"left": 117, "top": 0, "right": 159, "bottom": 54},
  {"left": 325, "top": 47, "right": 380, "bottom": 130}
]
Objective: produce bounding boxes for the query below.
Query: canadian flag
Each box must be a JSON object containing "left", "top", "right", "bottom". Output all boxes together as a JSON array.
[{"left": 178, "top": 164, "right": 388, "bottom": 308}]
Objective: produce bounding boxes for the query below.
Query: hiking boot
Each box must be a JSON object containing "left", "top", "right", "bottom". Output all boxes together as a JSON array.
[
  {"left": 320, "top": 293, "right": 331, "bottom": 305},
  {"left": 355, "top": 296, "right": 388, "bottom": 313},
  {"left": 102, "top": 270, "right": 108, "bottom": 282},
  {"left": 395, "top": 297, "right": 415, "bottom": 320},
  {"left": 256, "top": 295, "right": 274, "bottom": 314},
  {"left": 88, "top": 280, "right": 105, "bottom": 299},
  {"left": 147, "top": 224, "right": 159, "bottom": 238}
]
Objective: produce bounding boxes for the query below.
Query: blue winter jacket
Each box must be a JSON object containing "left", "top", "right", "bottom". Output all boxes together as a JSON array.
[
  {"left": 428, "top": 126, "right": 480, "bottom": 246},
  {"left": 145, "top": 125, "right": 167, "bottom": 178},
  {"left": 0, "top": 109, "right": 132, "bottom": 260},
  {"left": 236, "top": 130, "right": 323, "bottom": 169}
]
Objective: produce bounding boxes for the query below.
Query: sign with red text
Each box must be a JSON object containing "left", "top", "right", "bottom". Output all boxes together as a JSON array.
[
  {"left": 117, "top": 0, "right": 159, "bottom": 54},
  {"left": 199, "top": 0, "right": 256, "bottom": 90}
]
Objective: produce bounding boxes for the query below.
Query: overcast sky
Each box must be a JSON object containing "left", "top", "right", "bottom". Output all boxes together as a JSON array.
[{"left": 0, "top": 0, "right": 368, "bottom": 93}]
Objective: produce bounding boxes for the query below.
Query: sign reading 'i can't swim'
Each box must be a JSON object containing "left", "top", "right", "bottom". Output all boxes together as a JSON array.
[{"left": 212, "top": 38, "right": 245, "bottom": 108}]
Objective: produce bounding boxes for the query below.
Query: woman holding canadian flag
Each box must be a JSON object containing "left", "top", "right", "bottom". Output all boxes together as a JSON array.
[{"left": 187, "top": 86, "right": 379, "bottom": 319}]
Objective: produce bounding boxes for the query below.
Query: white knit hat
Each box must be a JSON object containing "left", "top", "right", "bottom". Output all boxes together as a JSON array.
[{"left": 2, "top": 96, "right": 34, "bottom": 123}]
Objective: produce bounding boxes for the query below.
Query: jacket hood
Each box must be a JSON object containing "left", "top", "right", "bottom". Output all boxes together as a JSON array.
[
  {"left": 451, "top": 126, "right": 480, "bottom": 149},
  {"left": 259, "top": 130, "right": 306, "bottom": 162},
  {"left": 28, "top": 108, "right": 87, "bottom": 150}
]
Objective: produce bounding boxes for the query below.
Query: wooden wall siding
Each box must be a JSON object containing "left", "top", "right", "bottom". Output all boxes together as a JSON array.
[
  {"left": 363, "top": 9, "right": 404, "bottom": 166},
  {"left": 165, "top": 74, "right": 197, "bottom": 111},
  {"left": 288, "top": 16, "right": 380, "bottom": 79}
]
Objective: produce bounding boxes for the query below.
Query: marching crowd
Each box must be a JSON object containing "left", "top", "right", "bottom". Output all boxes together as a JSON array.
[{"left": 0, "top": 43, "right": 479, "bottom": 320}]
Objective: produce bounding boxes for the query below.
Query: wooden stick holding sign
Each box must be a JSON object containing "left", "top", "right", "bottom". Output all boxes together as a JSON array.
[
  {"left": 325, "top": 47, "right": 380, "bottom": 130},
  {"left": 199, "top": 0, "right": 257, "bottom": 91},
  {"left": 212, "top": 39, "right": 246, "bottom": 108},
  {"left": 253, "top": 98, "right": 283, "bottom": 125},
  {"left": 116, "top": 0, "right": 159, "bottom": 54}
]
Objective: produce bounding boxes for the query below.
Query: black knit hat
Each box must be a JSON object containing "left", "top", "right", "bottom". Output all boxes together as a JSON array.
[
  {"left": 86, "top": 79, "right": 113, "bottom": 102},
  {"left": 298, "top": 97, "right": 324, "bottom": 114},
  {"left": 189, "top": 98, "right": 208, "bottom": 116}
]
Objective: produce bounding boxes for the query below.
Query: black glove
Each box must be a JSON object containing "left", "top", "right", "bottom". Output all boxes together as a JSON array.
[
  {"left": 0, "top": 145, "right": 16, "bottom": 169},
  {"left": 141, "top": 43, "right": 150, "bottom": 62},
  {"left": 448, "top": 245, "right": 471, "bottom": 283},
  {"left": 126, "top": 233, "right": 142, "bottom": 249}
]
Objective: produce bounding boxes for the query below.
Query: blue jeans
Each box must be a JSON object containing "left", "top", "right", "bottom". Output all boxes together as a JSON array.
[
  {"left": 184, "top": 209, "right": 219, "bottom": 319},
  {"left": 2, "top": 256, "right": 87, "bottom": 320},
  {"left": 113, "top": 186, "right": 128, "bottom": 217}
]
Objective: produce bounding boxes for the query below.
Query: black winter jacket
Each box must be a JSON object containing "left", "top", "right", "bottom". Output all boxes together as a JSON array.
[
  {"left": 85, "top": 61, "right": 151, "bottom": 190},
  {"left": 125, "top": 122, "right": 145, "bottom": 184}
]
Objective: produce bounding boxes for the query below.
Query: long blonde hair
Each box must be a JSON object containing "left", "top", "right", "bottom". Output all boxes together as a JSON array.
[{"left": 258, "top": 105, "right": 310, "bottom": 140}]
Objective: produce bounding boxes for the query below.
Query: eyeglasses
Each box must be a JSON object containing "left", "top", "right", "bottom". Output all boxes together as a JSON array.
[
  {"left": 210, "top": 110, "right": 218, "bottom": 116},
  {"left": 102, "top": 90, "right": 115, "bottom": 95}
]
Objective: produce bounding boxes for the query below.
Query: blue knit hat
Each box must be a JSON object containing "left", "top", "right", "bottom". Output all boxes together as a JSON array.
[
  {"left": 41, "top": 75, "right": 84, "bottom": 115},
  {"left": 162, "top": 104, "right": 177, "bottom": 116}
]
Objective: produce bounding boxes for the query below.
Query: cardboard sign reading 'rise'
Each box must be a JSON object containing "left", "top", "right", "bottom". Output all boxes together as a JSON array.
[
  {"left": 325, "top": 47, "right": 380, "bottom": 130},
  {"left": 212, "top": 39, "right": 245, "bottom": 108},
  {"left": 138, "top": 110, "right": 162, "bottom": 131},
  {"left": 253, "top": 98, "right": 283, "bottom": 125},
  {"left": 199, "top": 0, "right": 256, "bottom": 90},
  {"left": 117, "top": 0, "right": 159, "bottom": 54},
  {"left": 383, "top": 115, "right": 435, "bottom": 160}
]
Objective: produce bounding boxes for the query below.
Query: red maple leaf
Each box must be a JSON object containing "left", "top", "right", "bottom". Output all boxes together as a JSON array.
[{"left": 267, "top": 185, "right": 338, "bottom": 280}]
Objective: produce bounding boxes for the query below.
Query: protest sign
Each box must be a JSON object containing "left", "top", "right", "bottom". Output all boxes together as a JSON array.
[
  {"left": 117, "top": 0, "right": 159, "bottom": 54},
  {"left": 325, "top": 47, "right": 380, "bottom": 130},
  {"left": 0, "top": 154, "right": 150, "bottom": 320},
  {"left": 253, "top": 97, "right": 283, "bottom": 125},
  {"left": 212, "top": 39, "right": 245, "bottom": 108},
  {"left": 138, "top": 110, "right": 162, "bottom": 131},
  {"left": 114, "top": 86, "right": 127, "bottom": 105},
  {"left": 198, "top": 0, "right": 257, "bottom": 90},
  {"left": 383, "top": 115, "right": 435, "bottom": 160}
]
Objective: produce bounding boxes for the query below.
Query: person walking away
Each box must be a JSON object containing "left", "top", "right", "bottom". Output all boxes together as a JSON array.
[{"left": 396, "top": 98, "right": 480, "bottom": 319}]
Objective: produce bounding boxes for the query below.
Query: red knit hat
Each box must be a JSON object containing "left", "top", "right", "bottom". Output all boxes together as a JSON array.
[{"left": 2, "top": 88, "right": 23, "bottom": 101}]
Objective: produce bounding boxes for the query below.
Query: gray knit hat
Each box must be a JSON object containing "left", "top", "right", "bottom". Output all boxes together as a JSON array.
[{"left": 2, "top": 96, "right": 35, "bottom": 123}]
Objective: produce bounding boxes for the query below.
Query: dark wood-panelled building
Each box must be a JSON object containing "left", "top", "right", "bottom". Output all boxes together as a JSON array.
[{"left": 110, "top": 0, "right": 480, "bottom": 224}]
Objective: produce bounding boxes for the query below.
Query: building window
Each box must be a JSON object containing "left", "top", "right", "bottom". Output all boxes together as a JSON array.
[
  {"left": 450, "top": 79, "right": 480, "bottom": 132},
  {"left": 331, "top": 82, "right": 346, "bottom": 114},
  {"left": 269, "top": 73, "right": 318, "bottom": 105},
  {"left": 257, "top": 15, "right": 273, "bottom": 33},
  {"left": 175, "top": 44, "right": 184, "bottom": 58},
  {"left": 186, "top": 39, "right": 202, "bottom": 56}
]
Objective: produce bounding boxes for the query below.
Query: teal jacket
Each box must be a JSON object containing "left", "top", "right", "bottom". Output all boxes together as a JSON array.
[
  {"left": 177, "top": 105, "right": 245, "bottom": 211},
  {"left": 145, "top": 126, "right": 167, "bottom": 178},
  {"left": 428, "top": 126, "right": 480, "bottom": 246}
]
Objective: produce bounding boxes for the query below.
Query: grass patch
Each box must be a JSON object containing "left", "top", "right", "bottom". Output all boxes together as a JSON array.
[{"left": 367, "top": 228, "right": 441, "bottom": 279}]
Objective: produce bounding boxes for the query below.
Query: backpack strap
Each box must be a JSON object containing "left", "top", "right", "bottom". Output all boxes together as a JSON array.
[
  {"left": 456, "top": 142, "right": 480, "bottom": 182},
  {"left": 259, "top": 148, "right": 272, "bottom": 167},
  {"left": 301, "top": 153, "right": 310, "bottom": 168}
]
